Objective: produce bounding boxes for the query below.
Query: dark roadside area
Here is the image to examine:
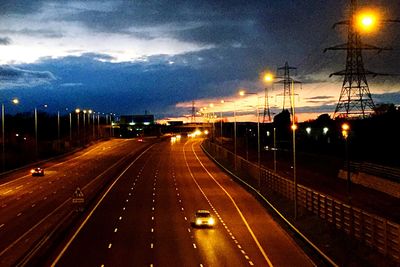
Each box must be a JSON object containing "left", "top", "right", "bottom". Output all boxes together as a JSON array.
[{"left": 211, "top": 140, "right": 400, "bottom": 266}]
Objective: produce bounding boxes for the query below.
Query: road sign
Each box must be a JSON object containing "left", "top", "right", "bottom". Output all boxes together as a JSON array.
[{"left": 72, "top": 187, "right": 85, "bottom": 204}]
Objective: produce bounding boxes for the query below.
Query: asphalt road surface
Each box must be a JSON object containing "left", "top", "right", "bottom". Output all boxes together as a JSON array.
[
  {"left": 0, "top": 138, "right": 151, "bottom": 266},
  {"left": 51, "top": 137, "right": 314, "bottom": 267}
]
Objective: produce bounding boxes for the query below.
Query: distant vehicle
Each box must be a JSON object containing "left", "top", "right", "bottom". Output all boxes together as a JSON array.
[
  {"left": 30, "top": 167, "right": 45, "bottom": 176},
  {"left": 137, "top": 138, "right": 144, "bottom": 142},
  {"left": 193, "top": 210, "right": 215, "bottom": 227}
]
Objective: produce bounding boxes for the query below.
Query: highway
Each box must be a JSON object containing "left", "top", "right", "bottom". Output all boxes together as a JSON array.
[
  {"left": 51, "top": 137, "right": 314, "bottom": 267},
  {"left": 0, "top": 138, "right": 152, "bottom": 266}
]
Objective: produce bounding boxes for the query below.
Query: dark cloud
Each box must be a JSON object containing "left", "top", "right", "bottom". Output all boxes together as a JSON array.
[
  {"left": 0, "top": 0, "right": 42, "bottom": 15},
  {"left": 1, "top": 0, "right": 399, "bottom": 119},
  {"left": 0, "top": 65, "right": 56, "bottom": 89},
  {"left": 0, "top": 37, "right": 11, "bottom": 45}
]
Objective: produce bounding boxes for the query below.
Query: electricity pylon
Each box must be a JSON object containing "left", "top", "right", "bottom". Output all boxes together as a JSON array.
[
  {"left": 190, "top": 101, "right": 196, "bottom": 123},
  {"left": 275, "top": 62, "right": 301, "bottom": 115},
  {"left": 325, "top": 0, "right": 391, "bottom": 118}
]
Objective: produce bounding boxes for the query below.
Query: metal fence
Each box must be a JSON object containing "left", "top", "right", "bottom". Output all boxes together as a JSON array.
[{"left": 202, "top": 140, "right": 400, "bottom": 263}]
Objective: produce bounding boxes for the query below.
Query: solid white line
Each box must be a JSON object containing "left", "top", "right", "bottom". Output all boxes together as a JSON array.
[
  {"left": 51, "top": 145, "right": 156, "bottom": 266},
  {"left": 185, "top": 141, "right": 274, "bottom": 267}
]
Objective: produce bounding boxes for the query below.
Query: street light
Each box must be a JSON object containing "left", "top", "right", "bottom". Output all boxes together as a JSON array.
[
  {"left": 239, "top": 89, "right": 261, "bottom": 191},
  {"left": 221, "top": 100, "right": 237, "bottom": 170},
  {"left": 342, "top": 122, "right": 351, "bottom": 200},
  {"left": 2, "top": 98, "right": 19, "bottom": 171},
  {"left": 75, "top": 108, "right": 80, "bottom": 145},
  {"left": 288, "top": 79, "right": 298, "bottom": 220},
  {"left": 355, "top": 9, "right": 379, "bottom": 33}
]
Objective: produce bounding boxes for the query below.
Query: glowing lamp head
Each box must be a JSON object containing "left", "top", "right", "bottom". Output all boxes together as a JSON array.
[
  {"left": 12, "top": 98, "right": 19, "bottom": 105},
  {"left": 356, "top": 10, "right": 379, "bottom": 33},
  {"left": 264, "top": 73, "right": 274, "bottom": 82},
  {"left": 239, "top": 90, "right": 245, "bottom": 96},
  {"left": 75, "top": 108, "right": 80, "bottom": 113},
  {"left": 341, "top": 123, "right": 350, "bottom": 131},
  {"left": 291, "top": 124, "right": 297, "bottom": 131}
]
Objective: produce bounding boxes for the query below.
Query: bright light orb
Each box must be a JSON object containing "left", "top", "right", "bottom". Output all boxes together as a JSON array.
[
  {"left": 356, "top": 10, "right": 379, "bottom": 33},
  {"left": 264, "top": 73, "right": 273, "bottom": 82}
]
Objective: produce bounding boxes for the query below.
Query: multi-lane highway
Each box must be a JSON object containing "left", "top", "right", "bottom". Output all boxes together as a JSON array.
[
  {"left": 0, "top": 138, "right": 152, "bottom": 266},
  {"left": 48, "top": 137, "right": 314, "bottom": 267}
]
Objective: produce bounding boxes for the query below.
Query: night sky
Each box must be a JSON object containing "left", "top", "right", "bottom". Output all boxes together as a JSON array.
[{"left": 0, "top": 0, "right": 399, "bottom": 122}]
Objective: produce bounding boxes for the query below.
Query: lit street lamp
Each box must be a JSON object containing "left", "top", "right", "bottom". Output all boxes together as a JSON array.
[
  {"left": 342, "top": 122, "right": 351, "bottom": 200},
  {"left": 288, "top": 79, "right": 298, "bottom": 220},
  {"left": 221, "top": 100, "right": 237, "bottom": 170},
  {"left": 2, "top": 98, "right": 19, "bottom": 171},
  {"left": 75, "top": 108, "right": 81, "bottom": 145},
  {"left": 239, "top": 89, "right": 261, "bottom": 191}
]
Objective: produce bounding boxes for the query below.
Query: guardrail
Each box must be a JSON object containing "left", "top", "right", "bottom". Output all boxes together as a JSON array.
[
  {"left": 202, "top": 140, "right": 400, "bottom": 263},
  {"left": 350, "top": 162, "right": 400, "bottom": 183}
]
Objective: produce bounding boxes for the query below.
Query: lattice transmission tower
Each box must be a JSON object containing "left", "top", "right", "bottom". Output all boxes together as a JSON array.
[
  {"left": 190, "top": 101, "right": 196, "bottom": 123},
  {"left": 325, "top": 0, "right": 390, "bottom": 118},
  {"left": 275, "top": 62, "right": 301, "bottom": 115}
]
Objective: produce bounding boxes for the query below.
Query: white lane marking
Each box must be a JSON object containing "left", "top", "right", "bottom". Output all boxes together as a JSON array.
[
  {"left": 151, "top": 228, "right": 154, "bottom": 233},
  {"left": 4, "top": 190, "right": 12, "bottom": 194},
  {"left": 31, "top": 204, "right": 36, "bottom": 208},
  {"left": 193, "top": 243, "right": 197, "bottom": 249},
  {"left": 51, "top": 144, "right": 155, "bottom": 266},
  {"left": 151, "top": 243, "right": 154, "bottom": 249},
  {"left": 0, "top": 224, "right": 4, "bottom": 229},
  {"left": 119, "top": 216, "right": 122, "bottom": 221},
  {"left": 152, "top": 207, "right": 154, "bottom": 211},
  {"left": 151, "top": 216, "right": 154, "bottom": 220},
  {"left": 186, "top": 141, "right": 273, "bottom": 267},
  {"left": 16, "top": 185, "right": 23, "bottom": 190},
  {"left": 108, "top": 243, "right": 112, "bottom": 249},
  {"left": 241, "top": 250, "right": 246, "bottom": 254},
  {"left": 43, "top": 197, "right": 47, "bottom": 200},
  {"left": 17, "top": 213, "right": 22, "bottom": 217},
  {"left": 187, "top": 228, "right": 191, "bottom": 233},
  {"left": 249, "top": 261, "right": 254, "bottom": 266},
  {"left": 114, "top": 228, "right": 118, "bottom": 233},
  {"left": 184, "top": 217, "right": 187, "bottom": 221}
]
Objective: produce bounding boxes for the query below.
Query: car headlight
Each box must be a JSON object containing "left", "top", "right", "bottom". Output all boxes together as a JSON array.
[
  {"left": 196, "top": 219, "right": 202, "bottom": 225},
  {"left": 208, "top": 218, "right": 215, "bottom": 225}
]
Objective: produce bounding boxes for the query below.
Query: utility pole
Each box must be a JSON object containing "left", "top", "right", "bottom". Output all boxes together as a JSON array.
[{"left": 325, "top": 0, "right": 391, "bottom": 118}]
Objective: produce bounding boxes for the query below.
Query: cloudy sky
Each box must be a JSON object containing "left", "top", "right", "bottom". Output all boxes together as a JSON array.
[{"left": 0, "top": 0, "right": 399, "bottom": 122}]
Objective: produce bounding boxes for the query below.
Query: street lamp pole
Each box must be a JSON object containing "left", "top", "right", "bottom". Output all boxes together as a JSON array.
[
  {"left": 34, "top": 107, "right": 38, "bottom": 159},
  {"left": 239, "top": 90, "right": 261, "bottom": 191},
  {"left": 69, "top": 112, "right": 72, "bottom": 142},
  {"left": 290, "top": 79, "right": 298, "bottom": 220},
  {"left": 75, "top": 109, "right": 80, "bottom": 145},
  {"left": 273, "top": 127, "right": 277, "bottom": 172},
  {"left": 1, "top": 104, "right": 4, "bottom": 171},
  {"left": 57, "top": 111, "right": 60, "bottom": 150},
  {"left": 220, "top": 110, "right": 223, "bottom": 145},
  {"left": 83, "top": 110, "right": 86, "bottom": 144},
  {"left": 342, "top": 123, "right": 351, "bottom": 201},
  {"left": 221, "top": 100, "right": 237, "bottom": 170}
]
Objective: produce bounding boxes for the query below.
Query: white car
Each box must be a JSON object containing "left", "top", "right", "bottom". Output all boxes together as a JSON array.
[{"left": 194, "top": 210, "right": 215, "bottom": 227}]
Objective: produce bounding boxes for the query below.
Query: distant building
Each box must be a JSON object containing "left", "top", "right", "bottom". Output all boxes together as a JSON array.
[{"left": 119, "top": 114, "right": 155, "bottom": 137}]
